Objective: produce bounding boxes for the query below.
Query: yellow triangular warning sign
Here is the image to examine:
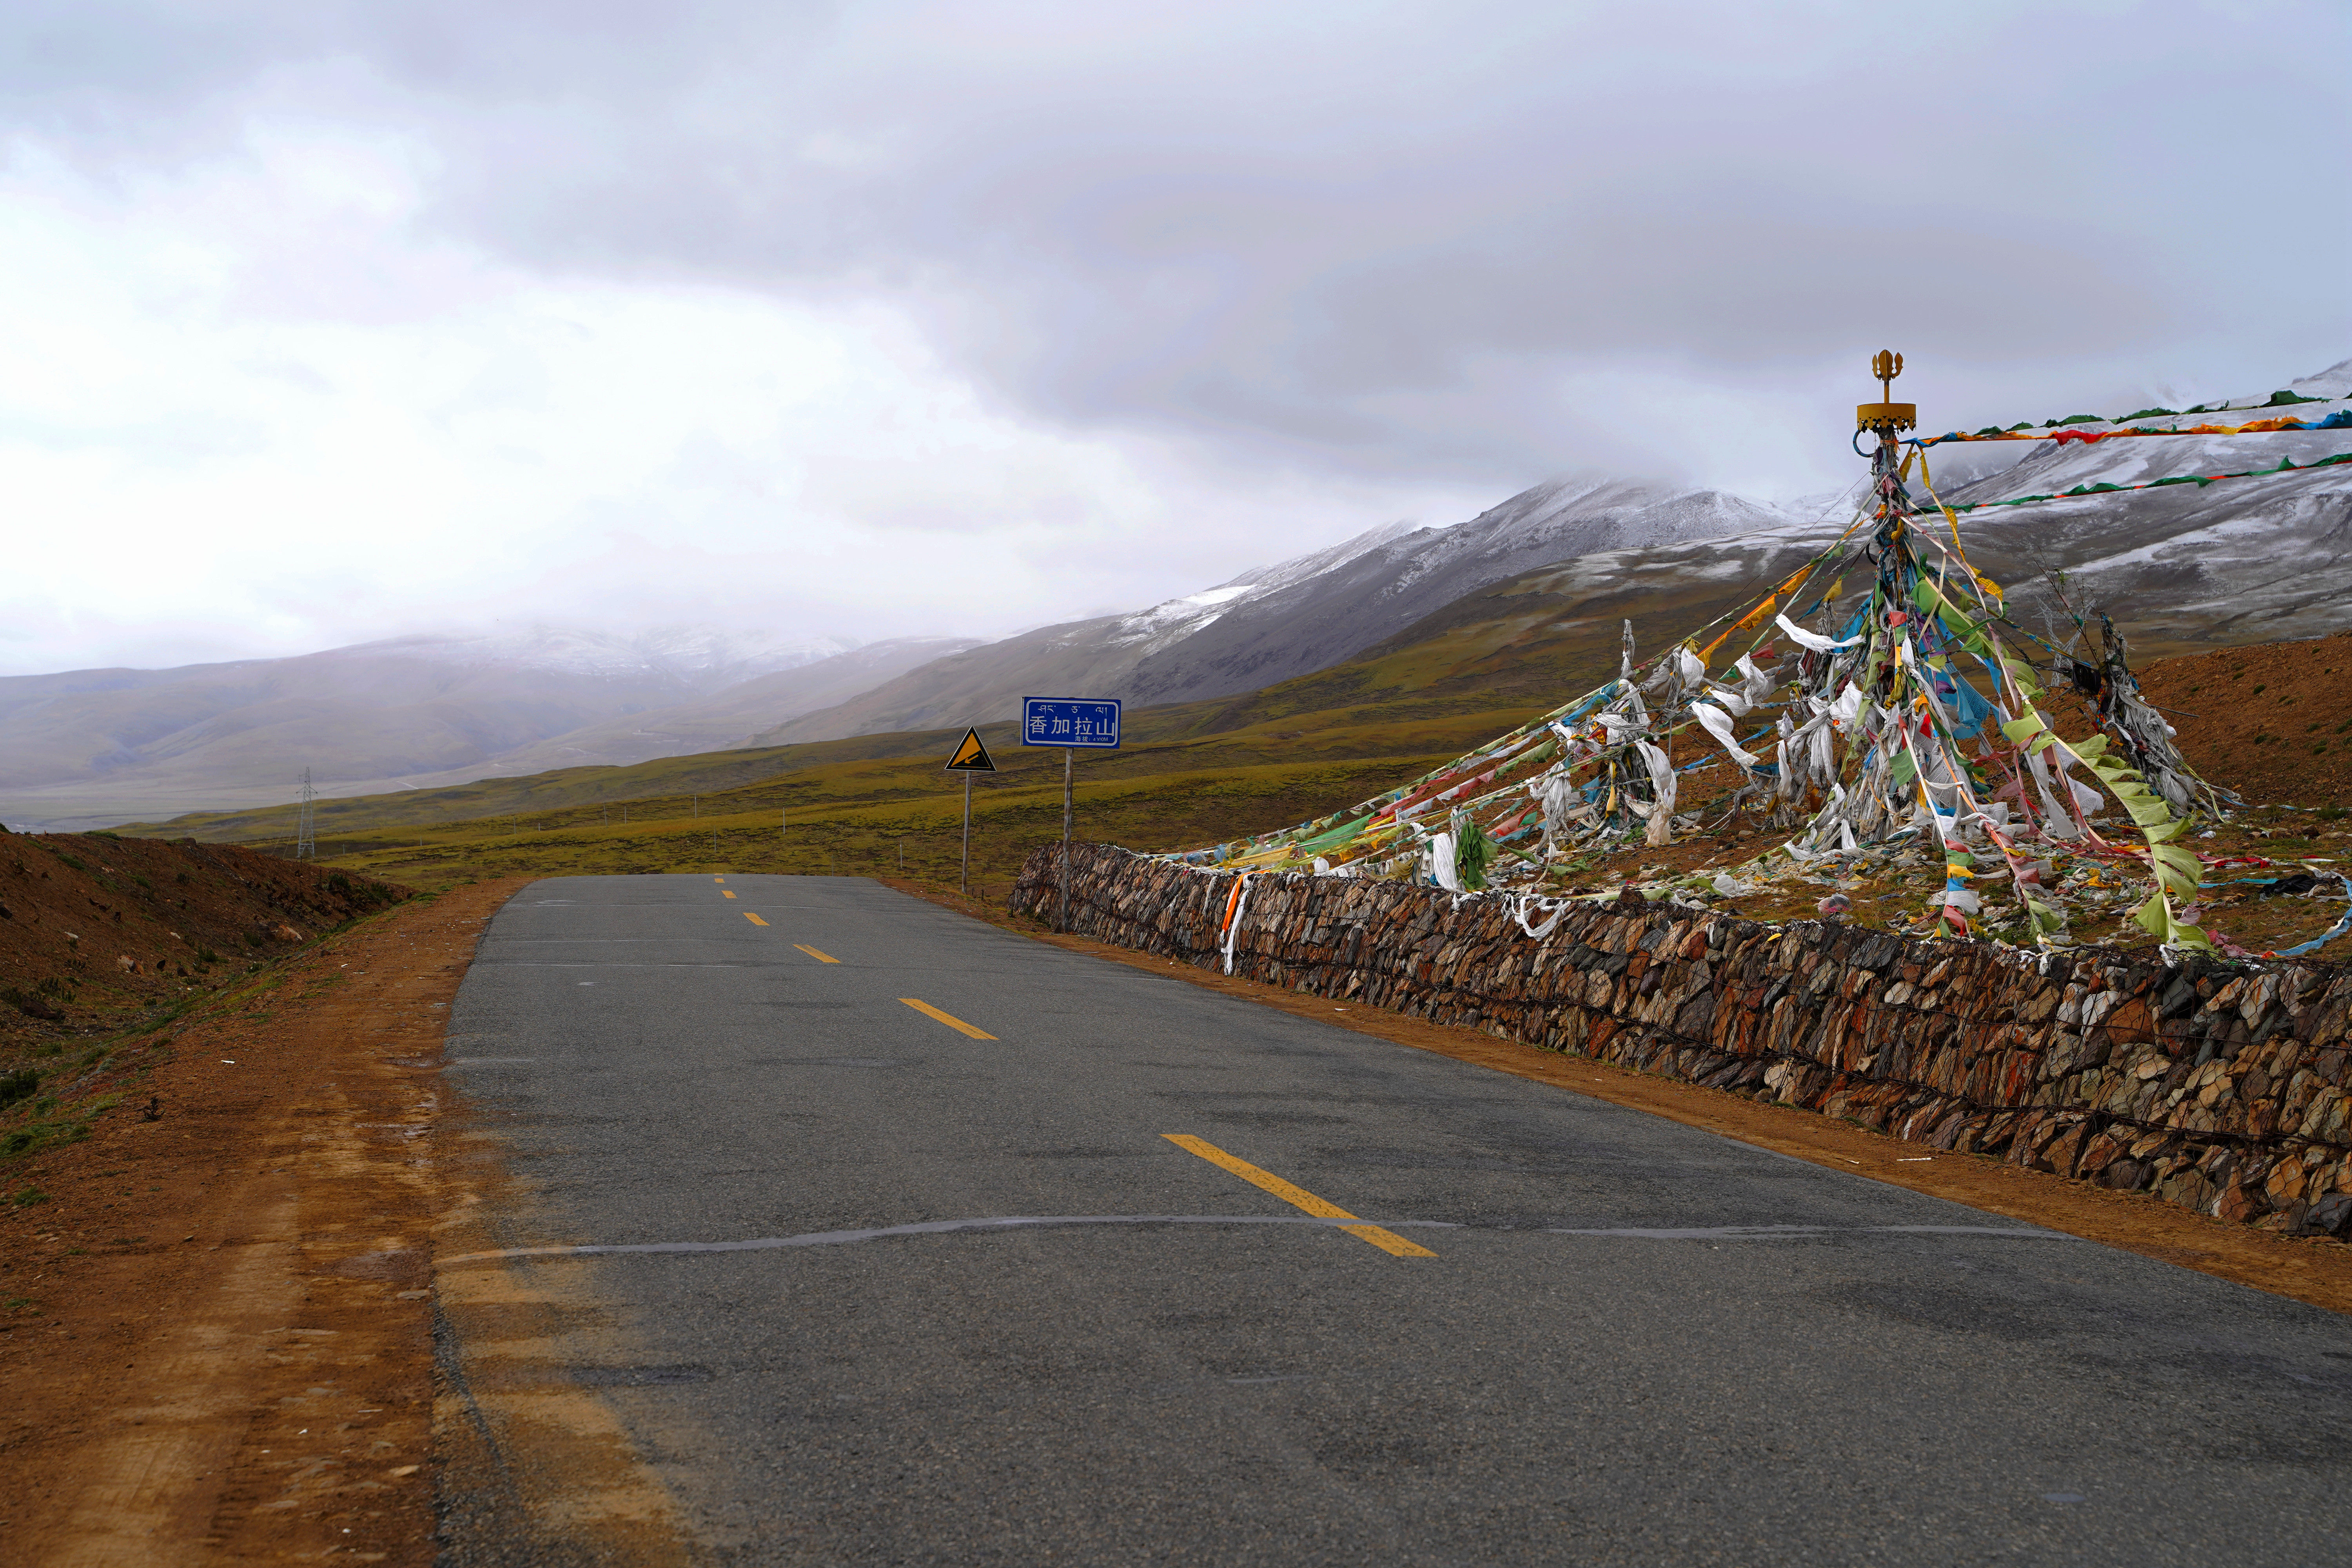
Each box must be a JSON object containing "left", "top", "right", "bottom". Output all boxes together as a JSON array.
[{"left": 945, "top": 728, "right": 996, "bottom": 772}]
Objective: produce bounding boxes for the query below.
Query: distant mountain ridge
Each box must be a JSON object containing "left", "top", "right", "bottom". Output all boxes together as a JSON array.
[
  {"left": 0, "top": 629, "right": 976, "bottom": 830},
  {"left": 748, "top": 357, "right": 2352, "bottom": 747},
  {"left": 753, "top": 479, "right": 1793, "bottom": 745},
  {"left": 415, "top": 638, "right": 987, "bottom": 779}
]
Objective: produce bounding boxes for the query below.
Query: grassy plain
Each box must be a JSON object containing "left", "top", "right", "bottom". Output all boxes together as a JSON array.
[
  {"left": 142, "top": 702, "right": 1553, "bottom": 901},
  {"left": 327, "top": 715, "right": 1519, "bottom": 899}
]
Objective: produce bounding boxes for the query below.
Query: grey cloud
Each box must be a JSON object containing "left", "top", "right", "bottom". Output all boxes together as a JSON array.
[
  {"left": 0, "top": 1, "right": 811, "bottom": 114},
  {"left": 5, "top": 2, "right": 2348, "bottom": 490}
]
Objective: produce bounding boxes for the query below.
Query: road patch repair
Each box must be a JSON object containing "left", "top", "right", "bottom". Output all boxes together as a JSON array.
[{"left": 0, "top": 872, "right": 530, "bottom": 1566}]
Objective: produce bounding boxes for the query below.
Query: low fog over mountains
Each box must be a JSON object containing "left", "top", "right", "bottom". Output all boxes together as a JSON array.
[
  {"left": 4, "top": 480, "right": 1804, "bottom": 829},
  {"left": 0, "top": 629, "right": 976, "bottom": 829},
  {"left": 750, "top": 479, "right": 1792, "bottom": 746},
  {"left": 7, "top": 359, "right": 2348, "bottom": 831}
]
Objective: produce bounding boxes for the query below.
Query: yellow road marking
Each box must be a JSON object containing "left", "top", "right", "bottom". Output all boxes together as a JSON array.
[
  {"left": 1161, "top": 1134, "right": 1435, "bottom": 1258},
  {"left": 721, "top": 890, "right": 737, "bottom": 899},
  {"left": 743, "top": 913, "right": 769, "bottom": 927},
  {"left": 898, "top": 998, "right": 996, "bottom": 1040},
  {"left": 793, "top": 944, "right": 840, "bottom": 964},
  {"left": 713, "top": 876, "right": 725, "bottom": 883}
]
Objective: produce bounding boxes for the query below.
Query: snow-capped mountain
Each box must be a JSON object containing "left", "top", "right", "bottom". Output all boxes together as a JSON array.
[
  {"left": 1096, "top": 520, "right": 1425, "bottom": 658},
  {"left": 1911, "top": 360, "right": 2352, "bottom": 654},
  {"left": 755, "top": 480, "right": 1795, "bottom": 744},
  {"left": 1484, "top": 361, "right": 2352, "bottom": 669},
  {"left": 758, "top": 359, "right": 2352, "bottom": 748},
  {"left": 1115, "top": 480, "right": 1791, "bottom": 711}
]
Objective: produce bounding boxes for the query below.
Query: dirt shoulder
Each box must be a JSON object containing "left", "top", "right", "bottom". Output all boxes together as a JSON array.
[
  {"left": 883, "top": 876, "right": 2352, "bottom": 1318},
  {"left": 0, "top": 876, "right": 531, "bottom": 1566}
]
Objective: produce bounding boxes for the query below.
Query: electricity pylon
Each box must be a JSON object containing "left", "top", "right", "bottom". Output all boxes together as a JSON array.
[{"left": 295, "top": 768, "right": 317, "bottom": 860}]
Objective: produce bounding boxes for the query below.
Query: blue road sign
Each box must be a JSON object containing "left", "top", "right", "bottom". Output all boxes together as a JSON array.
[{"left": 1022, "top": 697, "right": 1122, "bottom": 749}]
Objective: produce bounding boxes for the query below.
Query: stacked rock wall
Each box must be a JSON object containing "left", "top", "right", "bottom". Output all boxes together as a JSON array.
[{"left": 1012, "top": 843, "right": 2352, "bottom": 1237}]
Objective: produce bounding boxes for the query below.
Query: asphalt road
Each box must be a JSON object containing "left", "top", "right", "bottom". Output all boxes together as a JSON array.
[{"left": 437, "top": 874, "right": 2352, "bottom": 1566}]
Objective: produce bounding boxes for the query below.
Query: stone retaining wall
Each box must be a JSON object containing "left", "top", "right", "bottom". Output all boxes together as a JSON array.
[{"left": 1012, "top": 843, "right": 2352, "bottom": 1238}]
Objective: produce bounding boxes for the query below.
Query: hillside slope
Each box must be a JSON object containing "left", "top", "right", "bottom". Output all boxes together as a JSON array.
[
  {"left": 101, "top": 417, "right": 2352, "bottom": 862},
  {"left": 1929, "top": 423, "right": 2352, "bottom": 656},
  {"left": 165, "top": 628, "right": 2352, "bottom": 968},
  {"left": 752, "top": 363, "right": 2352, "bottom": 750},
  {"left": 756, "top": 481, "right": 1793, "bottom": 744},
  {"left": 0, "top": 831, "right": 409, "bottom": 1060}
]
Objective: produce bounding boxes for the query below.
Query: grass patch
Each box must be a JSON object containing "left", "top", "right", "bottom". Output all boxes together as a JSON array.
[{"left": 0, "top": 1097, "right": 115, "bottom": 1161}]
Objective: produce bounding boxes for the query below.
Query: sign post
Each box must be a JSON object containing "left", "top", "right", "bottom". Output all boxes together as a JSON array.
[
  {"left": 1020, "top": 698, "right": 1122, "bottom": 931},
  {"left": 943, "top": 728, "right": 996, "bottom": 895}
]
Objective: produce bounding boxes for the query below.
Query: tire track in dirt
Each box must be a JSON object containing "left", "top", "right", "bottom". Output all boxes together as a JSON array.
[{"left": 0, "top": 876, "right": 532, "bottom": 1564}]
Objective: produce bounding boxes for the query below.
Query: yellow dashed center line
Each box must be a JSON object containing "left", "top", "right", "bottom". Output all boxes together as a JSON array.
[
  {"left": 743, "top": 913, "right": 769, "bottom": 927},
  {"left": 899, "top": 998, "right": 996, "bottom": 1040},
  {"left": 793, "top": 944, "right": 840, "bottom": 964},
  {"left": 713, "top": 876, "right": 725, "bottom": 883},
  {"left": 1161, "top": 1134, "right": 1435, "bottom": 1258},
  {"left": 721, "top": 890, "right": 737, "bottom": 899}
]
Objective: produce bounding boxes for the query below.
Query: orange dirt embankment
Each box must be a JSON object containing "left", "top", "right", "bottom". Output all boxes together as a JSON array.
[
  {"left": 2, "top": 831, "right": 410, "bottom": 1061},
  {"left": 0, "top": 876, "right": 529, "bottom": 1566},
  {"left": 2129, "top": 626, "right": 2352, "bottom": 809}
]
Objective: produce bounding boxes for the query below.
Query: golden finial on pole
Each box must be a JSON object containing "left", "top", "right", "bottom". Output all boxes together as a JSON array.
[{"left": 1857, "top": 348, "right": 1916, "bottom": 432}]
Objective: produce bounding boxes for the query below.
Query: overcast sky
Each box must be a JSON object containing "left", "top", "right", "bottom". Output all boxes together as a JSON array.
[{"left": 4, "top": 0, "right": 2347, "bottom": 675}]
